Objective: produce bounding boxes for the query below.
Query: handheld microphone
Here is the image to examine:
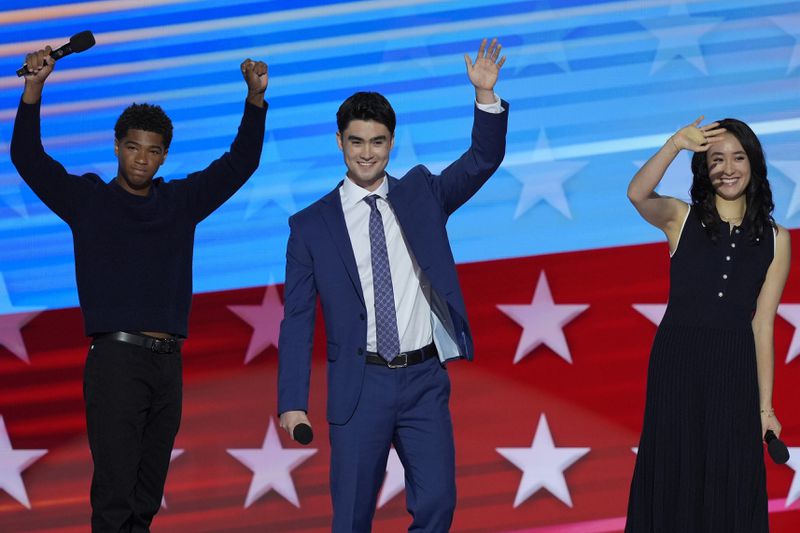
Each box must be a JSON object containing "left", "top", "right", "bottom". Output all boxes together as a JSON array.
[
  {"left": 16, "top": 30, "right": 96, "bottom": 77},
  {"left": 293, "top": 423, "right": 314, "bottom": 445},
  {"left": 764, "top": 430, "right": 790, "bottom": 465}
]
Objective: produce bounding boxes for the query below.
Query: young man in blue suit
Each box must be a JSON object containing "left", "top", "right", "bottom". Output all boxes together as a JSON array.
[{"left": 278, "top": 39, "right": 507, "bottom": 532}]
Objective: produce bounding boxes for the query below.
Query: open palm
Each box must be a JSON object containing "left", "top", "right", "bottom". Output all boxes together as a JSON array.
[{"left": 465, "top": 38, "right": 506, "bottom": 91}]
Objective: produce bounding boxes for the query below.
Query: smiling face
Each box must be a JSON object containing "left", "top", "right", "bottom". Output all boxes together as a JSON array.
[
  {"left": 336, "top": 119, "right": 394, "bottom": 191},
  {"left": 113, "top": 129, "right": 168, "bottom": 195},
  {"left": 706, "top": 132, "right": 751, "bottom": 202}
]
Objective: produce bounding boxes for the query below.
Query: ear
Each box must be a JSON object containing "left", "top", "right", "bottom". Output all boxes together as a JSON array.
[
  {"left": 114, "top": 138, "right": 119, "bottom": 157},
  {"left": 389, "top": 134, "right": 395, "bottom": 151},
  {"left": 336, "top": 131, "right": 343, "bottom": 152},
  {"left": 160, "top": 149, "right": 168, "bottom": 166}
]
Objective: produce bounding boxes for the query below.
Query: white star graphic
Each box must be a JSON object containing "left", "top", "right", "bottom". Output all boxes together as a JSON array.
[
  {"left": 0, "top": 131, "right": 32, "bottom": 217},
  {"left": 0, "top": 273, "right": 44, "bottom": 364},
  {"left": 380, "top": 35, "right": 435, "bottom": 74},
  {"left": 0, "top": 176, "right": 29, "bottom": 218},
  {"left": 785, "top": 447, "right": 800, "bottom": 507},
  {"left": 770, "top": 160, "right": 800, "bottom": 219},
  {"left": 227, "top": 418, "right": 317, "bottom": 508},
  {"left": 770, "top": 14, "right": 800, "bottom": 74},
  {"left": 506, "top": 130, "right": 587, "bottom": 219},
  {"left": 634, "top": 151, "right": 693, "bottom": 202},
  {"left": 632, "top": 304, "right": 667, "bottom": 327},
  {"left": 513, "top": 27, "right": 571, "bottom": 75},
  {"left": 640, "top": 0, "right": 722, "bottom": 75},
  {"left": 0, "top": 416, "right": 47, "bottom": 509},
  {"left": 497, "top": 271, "right": 588, "bottom": 364},
  {"left": 377, "top": 447, "right": 404, "bottom": 508},
  {"left": 778, "top": 304, "right": 800, "bottom": 364},
  {"left": 243, "top": 133, "right": 313, "bottom": 218},
  {"left": 228, "top": 284, "right": 284, "bottom": 364},
  {"left": 496, "top": 414, "right": 590, "bottom": 508},
  {"left": 161, "top": 448, "right": 184, "bottom": 509},
  {"left": 388, "top": 128, "right": 420, "bottom": 177}
]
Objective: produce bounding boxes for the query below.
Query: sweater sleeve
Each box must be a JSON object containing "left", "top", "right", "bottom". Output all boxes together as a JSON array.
[
  {"left": 178, "top": 100, "right": 268, "bottom": 223},
  {"left": 10, "top": 99, "right": 98, "bottom": 224}
]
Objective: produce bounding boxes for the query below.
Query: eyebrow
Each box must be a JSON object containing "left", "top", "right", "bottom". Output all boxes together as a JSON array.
[
  {"left": 709, "top": 150, "right": 746, "bottom": 157},
  {"left": 124, "top": 140, "right": 163, "bottom": 151},
  {"left": 347, "top": 134, "right": 388, "bottom": 142}
]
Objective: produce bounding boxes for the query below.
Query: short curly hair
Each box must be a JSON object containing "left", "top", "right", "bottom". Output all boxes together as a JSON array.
[{"left": 114, "top": 103, "right": 173, "bottom": 149}]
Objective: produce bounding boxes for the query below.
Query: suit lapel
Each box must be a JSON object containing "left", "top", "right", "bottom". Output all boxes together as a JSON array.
[
  {"left": 386, "top": 175, "right": 430, "bottom": 272},
  {"left": 320, "top": 184, "right": 366, "bottom": 307}
]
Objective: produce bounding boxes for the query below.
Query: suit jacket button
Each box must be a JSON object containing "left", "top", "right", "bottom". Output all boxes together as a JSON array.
[
  {"left": 358, "top": 348, "right": 363, "bottom": 355},
  {"left": 360, "top": 313, "right": 365, "bottom": 320}
]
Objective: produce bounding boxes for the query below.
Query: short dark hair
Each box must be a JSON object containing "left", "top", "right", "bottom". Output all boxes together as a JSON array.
[
  {"left": 336, "top": 92, "right": 396, "bottom": 134},
  {"left": 690, "top": 118, "right": 775, "bottom": 243},
  {"left": 114, "top": 103, "right": 173, "bottom": 149}
]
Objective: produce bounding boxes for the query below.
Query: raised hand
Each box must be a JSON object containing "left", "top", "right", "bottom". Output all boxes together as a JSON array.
[
  {"left": 671, "top": 116, "right": 727, "bottom": 153},
  {"left": 464, "top": 38, "right": 506, "bottom": 104},
  {"left": 23, "top": 46, "right": 55, "bottom": 85},
  {"left": 21, "top": 47, "right": 55, "bottom": 104},
  {"left": 241, "top": 58, "right": 268, "bottom": 107}
]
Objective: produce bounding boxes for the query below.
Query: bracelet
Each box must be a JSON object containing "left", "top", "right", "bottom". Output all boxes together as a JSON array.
[
  {"left": 760, "top": 408, "right": 775, "bottom": 417},
  {"left": 670, "top": 136, "right": 680, "bottom": 152}
]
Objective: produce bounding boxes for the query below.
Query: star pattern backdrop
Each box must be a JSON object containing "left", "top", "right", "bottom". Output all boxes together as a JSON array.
[{"left": 0, "top": 0, "right": 799, "bottom": 531}]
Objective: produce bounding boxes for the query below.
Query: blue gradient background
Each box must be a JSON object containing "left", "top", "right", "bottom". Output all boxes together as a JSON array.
[{"left": 0, "top": 0, "right": 798, "bottom": 310}]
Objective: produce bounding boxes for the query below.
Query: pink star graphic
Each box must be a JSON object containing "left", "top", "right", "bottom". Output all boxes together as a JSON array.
[
  {"left": 0, "top": 274, "right": 43, "bottom": 364},
  {"left": 227, "top": 418, "right": 317, "bottom": 508},
  {"left": 0, "top": 416, "right": 48, "bottom": 509},
  {"left": 377, "top": 447, "right": 404, "bottom": 508},
  {"left": 161, "top": 448, "right": 184, "bottom": 509},
  {"left": 497, "top": 271, "right": 589, "bottom": 364},
  {"left": 228, "top": 284, "right": 284, "bottom": 364}
]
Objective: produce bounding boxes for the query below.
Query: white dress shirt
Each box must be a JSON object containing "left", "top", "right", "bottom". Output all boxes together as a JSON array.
[{"left": 339, "top": 96, "right": 504, "bottom": 354}]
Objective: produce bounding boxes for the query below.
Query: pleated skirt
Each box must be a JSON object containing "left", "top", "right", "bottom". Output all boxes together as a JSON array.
[{"left": 625, "top": 324, "right": 768, "bottom": 533}]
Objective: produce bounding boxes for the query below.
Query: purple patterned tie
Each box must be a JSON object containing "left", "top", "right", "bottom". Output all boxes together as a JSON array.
[{"left": 364, "top": 195, "right": 401, "bottom": 362}]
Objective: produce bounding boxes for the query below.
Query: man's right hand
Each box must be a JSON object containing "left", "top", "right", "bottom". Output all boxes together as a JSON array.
[
  {"left": 279, "top": 410, "right": 311, "bottom": 441},
  {"left": 22, "top": 47, "right": 55, "bottom": 104}
]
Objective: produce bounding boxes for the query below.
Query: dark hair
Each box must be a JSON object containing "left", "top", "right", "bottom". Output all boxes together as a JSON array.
[
  {"left": 114, "top": 103, "right": 173, "bottom": 149},
  {"left": 689, "top": 118, "right": 775, "bottom": 243},
  {"left": 336, "top": 92, "right": 396, "bottom": 134}
]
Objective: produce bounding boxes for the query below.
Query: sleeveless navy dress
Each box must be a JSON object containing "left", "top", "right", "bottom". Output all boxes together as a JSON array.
[{"left": 626, "top": 207, "right": 774, "bottom": 533}]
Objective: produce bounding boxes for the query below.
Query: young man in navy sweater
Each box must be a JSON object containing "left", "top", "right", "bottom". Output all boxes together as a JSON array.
[{"left": 11, "top": 46, "right": 268, "bottom": 532}]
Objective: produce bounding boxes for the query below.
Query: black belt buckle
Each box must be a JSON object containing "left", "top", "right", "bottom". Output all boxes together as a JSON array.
[
  {"left": 151, "top": 338, "right": 177, "bottom": 354},
  {"left": 387, "top": 353, "right": 408, "bottom": 369}
]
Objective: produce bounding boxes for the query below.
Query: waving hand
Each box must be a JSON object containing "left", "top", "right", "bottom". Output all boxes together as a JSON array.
[{"left": 464, "top": 38, "right": 506, "bottom": 104}]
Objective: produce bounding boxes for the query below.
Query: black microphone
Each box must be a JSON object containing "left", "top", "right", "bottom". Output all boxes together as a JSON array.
[
  {"left": 293, "top": 423, "right": 314, "bottom": 445},
  {"left": 16, "top": 30, "right": 96, "bottom": 77},
  {"left": 764, "top": 430, "right": 790, "bottom": 465}
]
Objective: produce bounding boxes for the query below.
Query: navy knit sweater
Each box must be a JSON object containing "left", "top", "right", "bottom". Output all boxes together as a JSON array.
[{"left": 10, "top": 99, "right": 267, "bottom": 337}]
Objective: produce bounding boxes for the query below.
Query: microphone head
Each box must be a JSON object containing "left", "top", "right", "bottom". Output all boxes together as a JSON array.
[
  {"left": 768, "top": 438, "right": 790, "bottom": 464},
  {"left": 293, "top": 423, "right": 314, "bottom": 445},
  {"left": 69, "top": 31, "right": 96, "bottom": 53}
]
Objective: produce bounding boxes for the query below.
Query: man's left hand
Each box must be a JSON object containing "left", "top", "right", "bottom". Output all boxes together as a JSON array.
[
  {"left": 464, "top": 38, "right": 506, "bottom": 104},
  {"left": 241, "top": 58, "right": 268, "bottom": 107}
]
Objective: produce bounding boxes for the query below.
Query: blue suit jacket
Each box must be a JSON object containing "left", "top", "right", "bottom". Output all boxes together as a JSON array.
[{"left": 278, "top": 101, "right": 509, "bottom": 424}]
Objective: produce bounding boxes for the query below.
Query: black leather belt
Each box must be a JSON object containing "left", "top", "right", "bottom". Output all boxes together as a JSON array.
[
  {"left": 94, "top": 331, "right": 183, "bottom": 354},
  {"left": 366, "top": 343, "right": 438, "bottom": 369}
]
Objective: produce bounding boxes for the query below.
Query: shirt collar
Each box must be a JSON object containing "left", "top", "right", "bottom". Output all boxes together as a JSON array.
[{"left": 340, "top": 174, "right": 389, "bottom": 209}]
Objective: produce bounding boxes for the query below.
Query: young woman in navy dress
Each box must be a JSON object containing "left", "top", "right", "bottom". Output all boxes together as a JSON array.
[{"left": 625, "top": 117, "right": 790, "bottom": 532}]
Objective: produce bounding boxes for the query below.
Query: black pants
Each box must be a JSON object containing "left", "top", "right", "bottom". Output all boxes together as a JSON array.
[{"left": 83, "top": 337, "right": 182, "bottom": 532}]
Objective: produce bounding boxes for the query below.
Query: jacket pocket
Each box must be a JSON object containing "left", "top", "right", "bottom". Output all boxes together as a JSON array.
[{"left": 326, "top": 341, "right": 338, "bottom": 361}]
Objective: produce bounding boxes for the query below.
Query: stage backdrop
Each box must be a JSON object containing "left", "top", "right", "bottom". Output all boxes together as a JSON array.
[{"left": 1, "top": 1, "right": 799, "bottom": 531}]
